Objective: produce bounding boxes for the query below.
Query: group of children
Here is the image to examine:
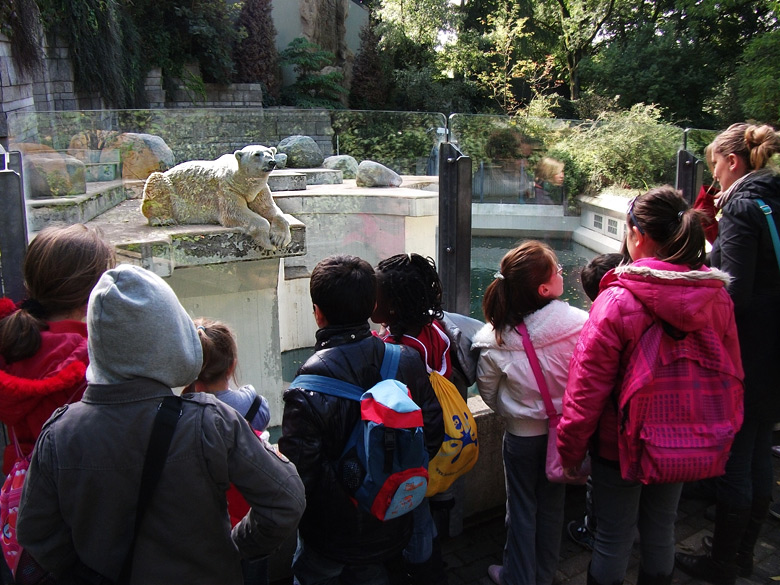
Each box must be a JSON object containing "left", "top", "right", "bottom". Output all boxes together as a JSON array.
[{"left": 1, "top": 120, "right": 773, "bottom": 585}]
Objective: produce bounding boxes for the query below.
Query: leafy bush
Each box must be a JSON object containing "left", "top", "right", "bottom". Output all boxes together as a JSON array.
[
  {"left": 331, "top": 111, "right": 443, "bottom": 175},
  {"left": 548, "top": 104, "right": 682, "bottom": 195}
]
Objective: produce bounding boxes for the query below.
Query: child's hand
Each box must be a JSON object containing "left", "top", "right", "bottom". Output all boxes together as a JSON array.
[{"left": 563, "top": 465, "right": 582, "bottom": 481}]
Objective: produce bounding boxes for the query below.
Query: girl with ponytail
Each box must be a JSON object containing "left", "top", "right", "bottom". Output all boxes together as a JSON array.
[
  {"left": 0, "top": 224, "right": 114, "bottom": 474},
  {"left": 558, "top": 186, "right": 742, "bottom": 585},
  {"left": 472, "top": 241, "right": 588, "bottom": 585}
]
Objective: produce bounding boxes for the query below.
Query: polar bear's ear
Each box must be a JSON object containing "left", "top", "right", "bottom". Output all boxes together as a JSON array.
[
  {"left": 235, "top": 150, "right": 243, "bottom": 162},
  {"left": 270, "top": 147, "right": 277, "bottom": 156}
]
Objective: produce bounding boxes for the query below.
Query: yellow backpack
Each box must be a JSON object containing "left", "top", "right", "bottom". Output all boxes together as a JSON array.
[{"left": 426, "top": 370, "right": 479, "bottom": 496}]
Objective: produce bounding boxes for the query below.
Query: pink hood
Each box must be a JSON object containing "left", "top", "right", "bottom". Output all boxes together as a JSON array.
[{"left": 603, "top": 258, "right": 731, "bottom": 332}]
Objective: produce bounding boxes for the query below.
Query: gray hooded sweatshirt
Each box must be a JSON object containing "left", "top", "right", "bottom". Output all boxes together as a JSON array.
[{"left": 18, "top": 265, "right": 305, "bottom": 584}]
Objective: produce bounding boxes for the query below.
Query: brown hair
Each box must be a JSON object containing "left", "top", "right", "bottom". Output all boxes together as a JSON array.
[
  {"left": 191, "top": 318, "right": 238, "bottom": 388},
  {"left": 482, "top": 240, "right": 558, "bottom": 345},
  {"left": 628, "top": 186, "right": 706, "bottom": 268},
  {"left": 711, "top": 123, "right": 780, "bottom": 171},
  {"left": 0, "top": 224, "right": 115, "bottom": 363}
]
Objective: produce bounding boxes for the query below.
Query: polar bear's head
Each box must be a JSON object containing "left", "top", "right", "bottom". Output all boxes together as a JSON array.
[{"left": 235, "top": 145, "right": 278, "bottom": 176}]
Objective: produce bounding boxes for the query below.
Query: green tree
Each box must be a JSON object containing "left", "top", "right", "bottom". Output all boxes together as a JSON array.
[
  {"left": 233, "top": 0, "right": 281, "bottom": 102},
  {"left": 349, "top": 19, "right": 392, "bottom": 110},
  {"left": 736, "top": 29, "right": 780, "bottom": 126},
  {"left": 279, "top": 37, "right": 347, "bottom": 109}
]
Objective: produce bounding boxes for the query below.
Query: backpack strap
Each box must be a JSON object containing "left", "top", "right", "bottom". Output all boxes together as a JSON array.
[
  {"left": 244, "top": 395, "right": 262, "bottom": 422},
  {"left": 380, "top": 342, "right": 401, "bottom": 379},
  {"left": 756, "top": 198, "right": 780, "bottom": 272},
  {"left": 290, "top": 342, "right": 403, "bottom": 401},
  {"left": 516, "top": 322, "right": 557, "bottom": 420}
]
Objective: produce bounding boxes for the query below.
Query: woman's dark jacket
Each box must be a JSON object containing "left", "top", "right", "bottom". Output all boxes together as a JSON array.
[
  {"left": 711, "top": 169, "right": 780, "bottom": 421},
  {"left": 278, "top": 323, "right": 444, "bottom": 565}
]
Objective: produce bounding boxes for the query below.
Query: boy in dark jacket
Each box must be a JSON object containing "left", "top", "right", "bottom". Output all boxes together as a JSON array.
[{"left": 279, "top": 254, "right": 444, "bottom": 585}]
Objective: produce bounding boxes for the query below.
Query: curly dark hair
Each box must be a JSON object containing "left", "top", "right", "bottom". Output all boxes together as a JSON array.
[{"left": 375, "top": 253, "right": 444, "bottom": 342}]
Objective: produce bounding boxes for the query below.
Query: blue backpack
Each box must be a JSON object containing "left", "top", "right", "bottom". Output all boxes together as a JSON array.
[{"left": 291, "top": 343, "right": 429, "bottom": 521}]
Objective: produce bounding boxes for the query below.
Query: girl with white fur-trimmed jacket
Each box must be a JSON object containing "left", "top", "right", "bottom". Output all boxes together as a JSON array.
[{"left": 472, "top": 241, "right": 588, "bottom": 585}]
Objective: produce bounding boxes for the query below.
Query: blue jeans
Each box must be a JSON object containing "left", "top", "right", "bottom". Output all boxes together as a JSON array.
[
  {"left": 402, "top": 499, "right": 437, "bottom": 564},
  {"left": 589, "top": 458, "right": 682, "bottom": 584},
  {"left": 292, "top": 536, "right": 389, "bottom": 585},
  {"left": 716, "top": 416, "right": 775, "bottom": 507},
  {"left": 500, "top": 432, "right": 565, "bottom": 585}
]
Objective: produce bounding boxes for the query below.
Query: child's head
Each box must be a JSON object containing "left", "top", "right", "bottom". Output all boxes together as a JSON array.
[
  {"left": 626, "top": 186, "right": 706, "bottom": 268},
  {"left": 373, "top": 253, "right": 444, "bottom": 341},
  {"left": 482, "top": 240, "right": 561, "bottom": 343},
  {"left": 190, "top": 318, "right": 238, "bottom": 391},
  {"left": 581, "top": 253, "right": 624, "bottom": 302},
  {"left": 310, "top": 254, "right": 376, "bottom": 326},
  {"left": 0, "top": 224, "right": 115, "bottom": 364}
]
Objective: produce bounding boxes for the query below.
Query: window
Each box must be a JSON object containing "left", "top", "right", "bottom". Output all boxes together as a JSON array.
[
  {"left": 593, "top": 214, "right": 603, "bottom": 230},
  {"left": 608, "top": 218, "right": 618, "bottom": 235}
]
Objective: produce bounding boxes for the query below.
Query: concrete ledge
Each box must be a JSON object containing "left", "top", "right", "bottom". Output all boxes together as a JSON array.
[
  {"left": 82, "top": 200, "right": 305, "bottom": 277},
  {"left": 274, "top": 180, "right": 438, "bottom": 217},
  {"left": 26, "top": 180, "right": 126, "bottom": 232},
  {"left": 472, "top": 203, "right": 580, "bottom": 238}
]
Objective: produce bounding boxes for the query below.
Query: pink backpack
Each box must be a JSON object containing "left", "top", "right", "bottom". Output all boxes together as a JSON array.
[
  {"left": 617, "top": 320, "right": 743, "bottom": 485},
  {"left": 0, "top": 435, "right": 52, "bottom": 584}
]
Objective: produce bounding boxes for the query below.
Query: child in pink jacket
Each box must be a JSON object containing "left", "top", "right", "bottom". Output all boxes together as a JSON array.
[{"left": 557, "top": 186, "right": 743, "bottom": 585}]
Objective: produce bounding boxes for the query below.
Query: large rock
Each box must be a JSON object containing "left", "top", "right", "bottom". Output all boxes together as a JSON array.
[
  {"left": 101, "top": 133, "right": 175, "bottom": 181},
  {"left": 277, "top": 135, "right": 324, "bottom": 168},
  {"left": 355, "top": 160, "right": 403, "bottom": 188},
  {"left": 323, "top": 155, "right": 358, "bottom": 179},
  {"left": 23, "top": 153, "right": 86, "bottom": 198}
]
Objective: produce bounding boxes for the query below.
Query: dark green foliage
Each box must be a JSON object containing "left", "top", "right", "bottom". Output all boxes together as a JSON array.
[
  {"left": 124, "top": 0, "right": 238, "bottom": 91},
  {"left": 37, "top": 0, "right": 144, "bottom": 108},
  {"left": 232, "top": 0, "right": 280, "bottom": 101},
  {"left": 279, "top": 37, "right": 347, "bottom": 109},
  {"left": 1, "top": 0, "right": 43, "bottom": 77},
  {"left": 349, "top": 20, "right": 391, "bottom": 110},
  {"left": 332, "top": 111, "right": 443, "bottom": 174},
  {"left": 736, "top": 30, "right": 780, "bottom": 126}
]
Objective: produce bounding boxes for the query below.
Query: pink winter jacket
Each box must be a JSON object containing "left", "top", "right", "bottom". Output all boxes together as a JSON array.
[{"left": 557, "top": 258, "right": 743, "bottom": 468}]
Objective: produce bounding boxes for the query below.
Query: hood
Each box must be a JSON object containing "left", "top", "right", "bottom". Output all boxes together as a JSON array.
[
  {"left": 606, "top": 258, "right": 731, "bottom": 332},
  {"left": 86, "top": 264, "right": 202, "bottom": 387},
  {"left": 472, "top": 300, "right": 588, "bottom": 351}
]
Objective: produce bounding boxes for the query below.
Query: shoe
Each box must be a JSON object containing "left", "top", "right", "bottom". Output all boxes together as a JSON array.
[
  {"left": 772, "top": 445, "right": 780, "bottom": 457},
  {"left": 567, "top": 519, "right": 595, "bottom": 551},
  {"left": 770, "top": 501, "right": 780, "bottom": 520},
  {"left": 487, "top": 564, "right": 502, "bottom": 585},
  {"left": 701, "top": 536, "right": 752, "bottom": 577}
]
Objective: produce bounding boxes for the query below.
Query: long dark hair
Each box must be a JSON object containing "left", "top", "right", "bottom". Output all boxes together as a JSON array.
[
  {"left": 628, "top": 186, "right": 706, "bottom": 268},
  {"left": 375, "top": 253, "right": 444, "bottom": 342},
  {"left": 482, "top": 240, "right": 557, "bottom": 345}
]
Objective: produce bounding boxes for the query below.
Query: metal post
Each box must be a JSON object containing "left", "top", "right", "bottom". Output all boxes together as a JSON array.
[
  {"left": 0, "top": 151, "right": 28, "bottom": 301},
  {"left": 438, "top": 142, "right": 472, "bottom": 316},
  {"left": 675, "top": 149, "right": 703, "bottom": 206}
]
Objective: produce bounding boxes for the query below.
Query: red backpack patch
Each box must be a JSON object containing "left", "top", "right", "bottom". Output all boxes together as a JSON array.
[{"left": 618, "top": 320, "right": 744, "bottom": 485}]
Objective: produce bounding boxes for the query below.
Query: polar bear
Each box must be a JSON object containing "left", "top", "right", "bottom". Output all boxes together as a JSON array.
[{"left": 141, "top": 145, "right": 291, "bottom": 249}]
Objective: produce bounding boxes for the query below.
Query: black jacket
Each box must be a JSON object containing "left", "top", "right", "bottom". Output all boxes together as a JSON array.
[
  {"left": 711, "top": 169, "right": 780, "bottom": 421},
  {"left": 278, "top": 322, "right": 444, "bottom": 565}
]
